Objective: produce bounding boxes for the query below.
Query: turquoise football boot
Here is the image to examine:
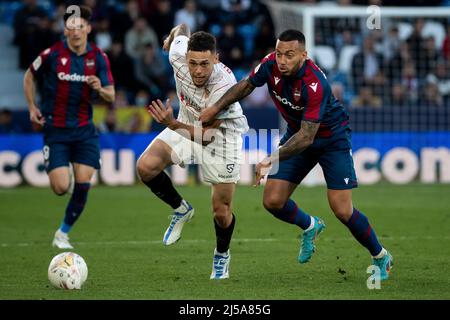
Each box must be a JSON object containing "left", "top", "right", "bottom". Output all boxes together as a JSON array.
[
  {"left": 372, "top": 250, "right": 394, "bottom": 280},
  {"left": 298, "top": 217, "right": 326, "bottom": 264}
]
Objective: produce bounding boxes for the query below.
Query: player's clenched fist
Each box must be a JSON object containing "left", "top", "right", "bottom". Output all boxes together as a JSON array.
[
  {"left": 29, "top": 104, "right": 45, "bottom": 126},
  {"left": 254, "top": 157, "right": 272, "bottom": 187},
  {"left": 87, "top": 75, "right": 102, "bottom": 91}
]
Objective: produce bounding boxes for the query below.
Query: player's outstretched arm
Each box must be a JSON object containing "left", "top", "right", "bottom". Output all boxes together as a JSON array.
[
  {"left": 163, "top": 23, "right": 190, "bottom": 51},
  {"left": 23, "top": 69, "right": 45, "bottom": 126},
  {"left": 148, "top": 99, "right": 221, "bottom": 146},
  {"left": 199, "top": 78, "right": 255, "bottom": 124}
]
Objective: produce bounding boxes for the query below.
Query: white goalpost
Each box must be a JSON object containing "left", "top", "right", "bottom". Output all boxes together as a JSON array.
[{"left": 262, "top": 2, "right": 450, "bottom": 57}]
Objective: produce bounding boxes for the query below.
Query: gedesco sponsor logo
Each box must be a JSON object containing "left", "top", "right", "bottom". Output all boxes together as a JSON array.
[
  {"left": 272, "top": 90, "right": 304, "bottom": 111},
  {"left": 57, "top": 72, "right": 89, "bottom": 82}
]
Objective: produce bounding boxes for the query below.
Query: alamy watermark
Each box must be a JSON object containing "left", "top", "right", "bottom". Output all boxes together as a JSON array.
[
  {"left": 366, "top": 5, "right": 381, "bottom": 30},
  {"left": 366, "top": 265, "right": 381, "bottom": 289}
]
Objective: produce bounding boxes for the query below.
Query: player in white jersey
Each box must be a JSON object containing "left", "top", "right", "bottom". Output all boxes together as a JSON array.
[{"left": 136, "top": 24, "right": 248, "bottom": 280}]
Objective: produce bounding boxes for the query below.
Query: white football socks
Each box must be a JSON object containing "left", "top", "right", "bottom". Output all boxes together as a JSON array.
[
  {"left": 174, "top": 200, "right": 189, "bottom": 214},
  {"left": 373, "top": 248, "right": 387, "bottom": 259}
]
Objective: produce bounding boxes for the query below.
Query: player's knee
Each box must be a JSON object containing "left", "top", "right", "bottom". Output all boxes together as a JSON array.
[
  {"left": 136, "top": 156, "right": 159, "bottom": 181},
  {"left": 332, "top": 208, "right": 352, "bottom": 223},
  {"left": 263, "top": 196, "right": 285, "bottom": 213},
  {"left": 50, "top": 181, "right": 68, "bottom": 196},
  {"left": 213, "top": 203, "right": 231, "bottom": 226}
]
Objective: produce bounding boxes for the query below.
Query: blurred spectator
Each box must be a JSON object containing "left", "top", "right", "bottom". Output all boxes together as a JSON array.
[
  {"left": 427, "top": 60, "right": 450, "bottom": 103},
  {"left": 383, "top": 26, "right": 401, "bottom": 61},
  {"left": 149, "top": 0, "right": 175, "bottom": 44},
  {"left": 351, "top": 84, "right": 382, "bottom": 109},
  {"left": 37, "top": 15, "right": 58, "bottom": 48},
  {"left": 219, "top": 0, "right": 252, "bottom": 25},
  {"left": 331, "top": 82, "right": 351, "bottom": 107},
  {"left": 387, "top": 42, "right": 412, "bottom": 83},
  {"left": 134, "top": 44, "right": 169, "bottom": 98},
  {"left": 95, "top": 17, "right": 112, "bottom": 51},
  {"left": 419, "top": 82, "right": 444, "bottom": 107},
  {"left": 319, "top": 0, "right": 361, "bottom": 49},
  {"left": 416, "top": 36, "right": 441, "bottom": 78},
  {"left": 123, "top": 111, "right": 145, "bottom": 133},
  {"left": 114, "top": 89, "right": 131, "bottom": 108},
  {"left": 110, "top": 0, "right": 140, "bottom": 42},
  {"left": 351, "top": 35, "right": 383, "bottom": 92},
  {"left": 137, "top": 0, "right": 159, "bottom": 17},
  {"left": 334, "top": 30, "right": 357, "bottom": 56},
  {"left": 97, "top": 108, "right": 118, "bottom": 133},
  {"left": 174, "top": 0, "right": 206, "bottom": 33},
  {"left": 106, "top": 39, "right": 138, "bottom": 93},
  {"left": 442, "top": 24, "right": 450, "bottom": 60},
  {"left": 401, "top": 61, "right": 419, "bottom": 103},
  {"left": 384, "top": 82, "right": 412, "bottom": 107},
  {"left": 371, "top": 70, "right": 388, "bottom": 98},
  {"left": 51, "top": 3, "right": 67, "bottom": 37},
  {"left": 135, "top": 90, "right": 151, "bottom": 108},
  {"left": 13, "top": 0, "right": 49, "bottom": 69},
  {"left": 196, "top": 0, "right": 221, "bottom": 29},
  {"left": 125, "top": 16, "right": 160, "bottom": 59},
  {"left": 407, "top": 18, "right": 426, "bottom": 62},
  {"left": 252, "top": 22, "right": 276, "bottom": 60},
  {"left": 83, "top": 0, "right": 108, "bottom": 23},
  {"left": 217, "top": 22, "right": 245, "bottom": 69},
  {"left": 13, "top": 0, "right": 47, "bottom": 42},
  {"left": 0, "top": 109, "right": 23, "bottom": 133}
]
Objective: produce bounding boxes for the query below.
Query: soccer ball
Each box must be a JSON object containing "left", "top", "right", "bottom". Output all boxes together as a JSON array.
[{"left": 48, "top": 252, "right": 88, "bottom": 290}]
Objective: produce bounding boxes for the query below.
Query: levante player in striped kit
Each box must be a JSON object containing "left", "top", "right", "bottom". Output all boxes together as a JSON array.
[
  {"left": 200, "top": 29, "right": 393, "bottom": 280},
  {"left": 23, "top": 6, "right": 115, "bottom": 249}
]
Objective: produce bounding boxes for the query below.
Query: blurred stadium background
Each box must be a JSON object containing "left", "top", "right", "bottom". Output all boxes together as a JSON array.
[
  {"left": 1, "top": 0, "right": 450, "bottom": 301},
  {"left": 1, "top": 0, "right": 450, "bottom": 187}
]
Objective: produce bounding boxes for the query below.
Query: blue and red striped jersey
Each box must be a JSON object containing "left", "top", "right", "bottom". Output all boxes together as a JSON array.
[
  {"left": 248, "top": 52, "right": 349, "bottom": 138},
  {"left": 30, "top": 40, "right": 114, "bottom": 128}
]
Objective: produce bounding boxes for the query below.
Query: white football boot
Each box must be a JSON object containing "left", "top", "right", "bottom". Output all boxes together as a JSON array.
[
  {"left": 163, "top": 200, "right": 194, "bottom": 245},
  {"left": 52, "top": 230, "right": 74, "bottom": 249},
  {"left": 210, "top": 248, "right": 231, "bottom": 280}
]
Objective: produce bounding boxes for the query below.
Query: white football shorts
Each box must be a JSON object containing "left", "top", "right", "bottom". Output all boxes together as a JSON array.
[{"left": 149, "top": 126, "right": 243, "bottom": 184}]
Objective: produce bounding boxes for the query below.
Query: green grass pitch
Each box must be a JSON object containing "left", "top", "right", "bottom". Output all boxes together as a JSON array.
[{"left": 1, "top": 183, "right": 449, "bottom": 299}]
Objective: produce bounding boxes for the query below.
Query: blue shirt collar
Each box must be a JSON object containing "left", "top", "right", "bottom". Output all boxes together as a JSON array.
[{"left": 63, "top": 40, "right": 93, "bottom": 55}]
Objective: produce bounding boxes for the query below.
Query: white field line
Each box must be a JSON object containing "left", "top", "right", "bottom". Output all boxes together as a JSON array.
[{"left": 1, "top": 236, "right": 449, "bottom": 248}]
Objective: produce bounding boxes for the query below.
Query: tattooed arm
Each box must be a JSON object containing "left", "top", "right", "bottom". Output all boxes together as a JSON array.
[
  {"left": 254, "top": 120, "right": 320, "bottom": 186},
  {"left": 272, "top": 120, "right": 320, "bottom": 162},
  {"left": 199, "top": 78, "right": 255, "bottom": 124},
  {"left": 211, "top": 78, "right": 255, "bottom": 111}
]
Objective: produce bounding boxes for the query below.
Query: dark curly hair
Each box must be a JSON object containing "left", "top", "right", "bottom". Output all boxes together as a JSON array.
[{"left": 188, "top": 31, "right": 216, "bottom": 53}]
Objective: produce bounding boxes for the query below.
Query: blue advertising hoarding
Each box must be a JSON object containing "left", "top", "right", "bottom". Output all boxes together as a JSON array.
[{"left": 1, "top": 131, "right": 449, "bottom": 187}]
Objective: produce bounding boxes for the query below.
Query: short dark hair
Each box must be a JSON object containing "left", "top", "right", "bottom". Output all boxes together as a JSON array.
[
  {"left": 188, "top": 31, "right": 216, "bottom": 53},
  {"left": 278, "top": 29, "right": 306, "bottom": 47},
  {"left": 63, "top": 5, "right": 92, "bottom": 25}
]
